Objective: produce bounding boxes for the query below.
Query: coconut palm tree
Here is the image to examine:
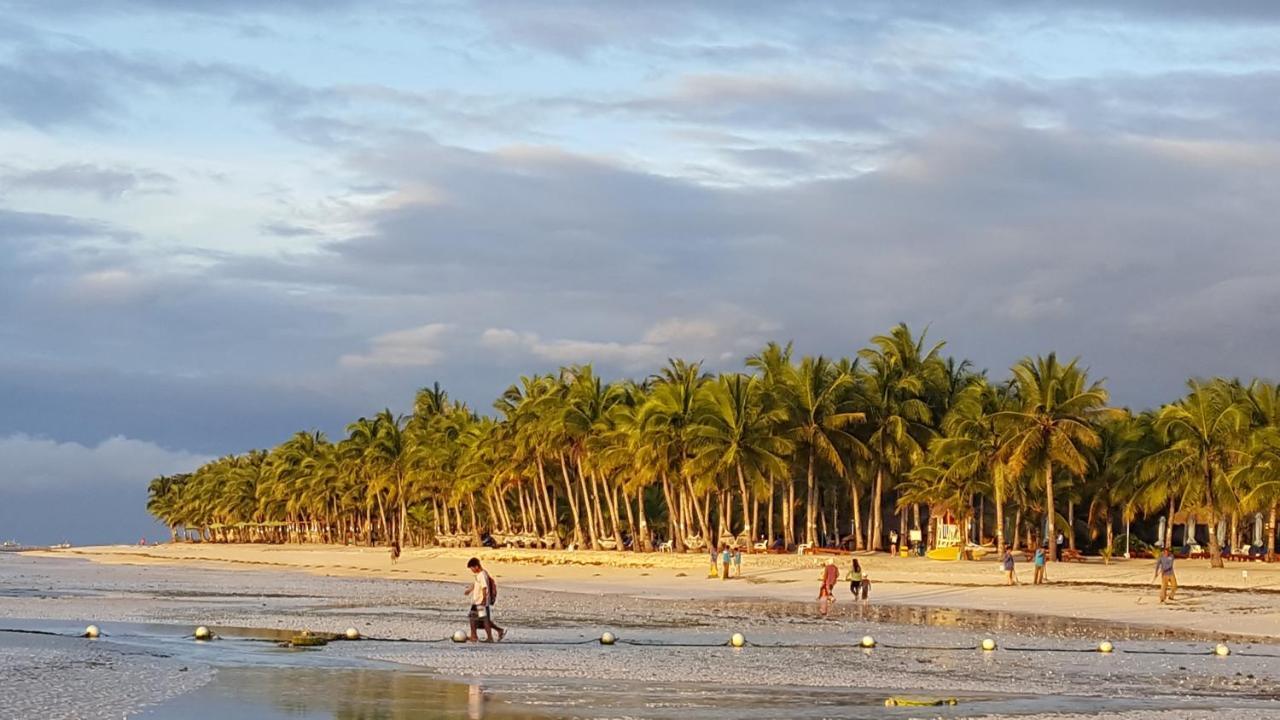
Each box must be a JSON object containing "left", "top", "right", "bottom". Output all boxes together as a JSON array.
[
  {"left": 1144, "top": 379, "right": 1249, "bottom": 567},
  {"left": 784, "top": 355, "right": 863, "bottom": 547},
  {"left": 997, "top": 354, "right": 1117, "bottom": 563},
  {"left": 688, "top": 373, "right": 794, "bottom": 545}
]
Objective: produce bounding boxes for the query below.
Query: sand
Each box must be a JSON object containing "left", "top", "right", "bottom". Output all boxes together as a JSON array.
[{"left": 35, "top": 543, "right": 1280, "bottom": 640}]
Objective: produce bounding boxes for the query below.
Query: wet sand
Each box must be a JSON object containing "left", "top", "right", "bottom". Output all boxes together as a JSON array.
[
  {"left": 38, "top": 543, "right": 1280, "bottom": 640},
  {"left": 4, "top": 552, "right": 1280, "bottom": 718}
]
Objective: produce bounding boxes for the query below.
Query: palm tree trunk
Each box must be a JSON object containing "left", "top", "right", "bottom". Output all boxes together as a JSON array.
[
  {"left": 558, "top": 454, "right": 585, "bottom": 548},
  {"left": 621, "top": 486, "right": 636, "bottom": 549},
  {"left": 1165, "top": 497, "right": 1175, "bottom": 550},
  {"left": 661, "top": 472, "right": 683, "bottom": 552},
  {"left": 850, "top": 478, "right": 863, "bottom": 551},
  {"left": 1011, "top": 507, "right": 1022, "bottom": 552},
  {"left": 994, "top": 467, "right": 1005, "bottom": 552},
  {"left": 1067, "top": 502, "right": 1076, "bottom": 552},
  {"left": 1044, "top": 463, "right": 1055, "bottom": 564},
  {"left": 1104, "top": 513, "right": 1114, "bottom": 565},
  {"left": 766, "top": 478, "right": 775, "bottom": 546},
  {"left": 1267, "top": 503, "right": 1276, "bottom": 561},
  {"left": 535, "top": 461, "right": 561, "bottom": 548},
  {"left": 784, "top": 479, "right": 796, "bottom": 547},
  {"left": 868, "top": 466, "right": 884, "bottom": 551},
  {"left": 736, "top": 462, "right": 751, "bottom": 541},
  {"left": 1205, "top": 462, "right": 1223, "bottom": 568},
  {"left": 636, "top": 487, "right": 651, "bottom": 552},
  {"left": 805, "top": 445, "right": 818, "bottom": 546}
]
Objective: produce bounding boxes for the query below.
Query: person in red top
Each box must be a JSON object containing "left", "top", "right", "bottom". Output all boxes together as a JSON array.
[{"left": 818, "top": 559, "right": 839, "bottom": 615}]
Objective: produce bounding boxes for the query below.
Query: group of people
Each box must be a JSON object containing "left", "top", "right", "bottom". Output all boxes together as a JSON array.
[
  {"left": 817, "top": 558, "right": 870, "bottom": 615},
  {"left": 709, "top": 544, "right": 744, "bottom": 579},
  {"left": 1000, "top": 544, "right": 1179, "bottom": 603}
]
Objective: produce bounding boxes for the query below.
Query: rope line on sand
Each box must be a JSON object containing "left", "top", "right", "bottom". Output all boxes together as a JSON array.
[{"left": 0, "top": 627, "right": 1257, "bottom": 659}]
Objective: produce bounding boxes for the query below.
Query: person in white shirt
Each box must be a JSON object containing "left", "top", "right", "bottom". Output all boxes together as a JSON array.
[{"left": 465, "top": 557, "right": 505, "bottom": 642}]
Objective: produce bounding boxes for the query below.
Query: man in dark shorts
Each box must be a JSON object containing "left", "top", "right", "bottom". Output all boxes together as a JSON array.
[{"left": 464, "top": 557, "right": 505, "bottom": 642}]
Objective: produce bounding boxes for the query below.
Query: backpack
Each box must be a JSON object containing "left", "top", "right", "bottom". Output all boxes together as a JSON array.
[{"left": 487, "top": 574, "right": 498, "bottom": 605}]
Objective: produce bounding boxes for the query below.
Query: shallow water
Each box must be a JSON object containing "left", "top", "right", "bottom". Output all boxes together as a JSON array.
[{"left": 3, "top": 554, "right": 1280, "bottom": 719}]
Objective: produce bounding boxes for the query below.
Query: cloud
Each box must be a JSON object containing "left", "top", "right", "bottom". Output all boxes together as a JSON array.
[
  {"left": 340, "top": 323, "right": 456, "bottom": 368},
  {"left": 0, "top": 434, "right": 211, "bottom": 545},
  {"left": 0, "top": 434, "right": 209, "bottom": 492},
  {"left": 0, "top": 163, "right": 175, "bottom": 200}
]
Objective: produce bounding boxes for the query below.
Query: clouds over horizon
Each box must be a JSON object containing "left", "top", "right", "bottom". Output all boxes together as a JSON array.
[{"left": 3, "top": 2, "right": 1280, "bottom": 541}]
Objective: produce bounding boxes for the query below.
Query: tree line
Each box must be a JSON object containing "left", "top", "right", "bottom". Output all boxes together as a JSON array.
[{"left": 146, "top": 324, "right": 1280, "bottom": 567}]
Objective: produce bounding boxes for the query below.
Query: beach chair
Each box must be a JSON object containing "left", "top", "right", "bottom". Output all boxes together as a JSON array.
[{"left": 657, "top": 540, "right": 673, "bottom": 553}]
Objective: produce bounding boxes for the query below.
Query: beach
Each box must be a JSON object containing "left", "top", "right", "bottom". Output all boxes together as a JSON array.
[
  {"left": 36, "top": 543, "right": 1280, "bottom": 640},
  {"left": 5, "top": 546, "right": 1280, "bottom": 719}
]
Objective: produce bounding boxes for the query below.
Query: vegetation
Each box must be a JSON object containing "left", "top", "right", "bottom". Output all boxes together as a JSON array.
[{"left": 147, "top": 324, "right": 1280, "bottom": 566}]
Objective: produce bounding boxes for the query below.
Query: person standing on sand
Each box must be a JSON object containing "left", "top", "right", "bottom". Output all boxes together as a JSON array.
[
  {"left": 1154, "top": 548, "right": 1177, "bottom": 603},
  {"left": 889, "top": 530, "right": 899, "bottom": 556},
  {"left": 709, "top": 544, "right": 719, "bottom": 578},
  {"left": 732, "top": 546, "right": 742, "bottom": 578},
  {"left": 818, "top": 558, "right": 839, "bottom": 615},
  {"left": 390, "top": 540, "right": 401, "bottom": 565},
  {"left": 849, "top": 559, "right": 868, "bottom": 601},
  {"left": 1002, "top": 546, "right": 1019, "bottom": 586},
  {"left": 464, "top": 557, "right": 505, "bottom": 642},
  {"left": 721, "top": 545, "right": 731, "bottom": 580},
  {"left": 1033, "top": 547, "right": 1045, "bottom": 584}
]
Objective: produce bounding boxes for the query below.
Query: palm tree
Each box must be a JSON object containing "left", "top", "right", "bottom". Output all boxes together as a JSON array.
[
  {"left": 1144, "top": 379, "right": 1248, "bottom": 568},
  {"left": 927, "top": 377, "right": 1013, "bottom": 551},
  {"left": 688, "top": 373, "right": 794, "bottom": 544},
  {"left": 785, "top": 356, "right": 863, "bottom": 547},
  {"left": 997, "top": 354, "right": 1116, "bottom": 563},
  {"left": 855, "top": 323, "right": 945, "bottom": 550}
]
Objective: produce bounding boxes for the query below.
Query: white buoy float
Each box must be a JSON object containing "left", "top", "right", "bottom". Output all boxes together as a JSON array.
[
  {"left": 1098, "top": 640, "right": 1114, "bottom": 654},
  {"left": 83, "top": 625, "right": 100, "bottom": 639},
  {"left": 194, "top": 626, "right": 213, "bottom": 641},
  {"left": 860, "top": 635, "right": 876, "bottom": 649},
  {"left": 981, "top": 638, "right": 997, "bottom": 652},
  {"left": 1215, "top": 643, "right": 1231, "bottom": 657},
  {"left": 600, "top": 632, "right": 616, "bottom": 646},
  {"left": 344, "top": 628, "right": 361, "bottom": 640},
  {"left": 730, "top": 633, "right": 746, "bottom": 648},
  {"left": 452, "top": 630, "right": 469, "bottom": 643}
]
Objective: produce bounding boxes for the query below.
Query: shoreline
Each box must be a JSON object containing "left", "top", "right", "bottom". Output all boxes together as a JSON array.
[{"left": 30, "top": 543, "right": 1280, "bottom": 640}]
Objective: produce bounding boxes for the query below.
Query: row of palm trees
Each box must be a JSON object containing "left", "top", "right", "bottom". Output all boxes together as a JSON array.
[{"left": 147, "top": 325, "right": 1280, "bottom": 567}]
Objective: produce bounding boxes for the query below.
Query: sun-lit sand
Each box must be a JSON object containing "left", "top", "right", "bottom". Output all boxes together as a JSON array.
[{"left": 37, "top": 543, "right": 1280, "bottom": 639}]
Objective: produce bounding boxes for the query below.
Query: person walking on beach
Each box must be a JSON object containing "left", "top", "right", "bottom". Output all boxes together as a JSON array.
[
  {"left": 1154, "top": 548, "right": 1177, "bottom": 603},
  {"left": 721, "top": 545, "right": 731, "bottom": 580},
  {"left": 1033, "top": 547, "right": 1046, "bottom": 584},
  {"left": 464, "top": 557, "right": 505, "bottom": 642},
  {"left": 390, "top": 540, "right": 401, "bottom": 566},
  {"left": 849, "top": 559, "right": 869, "bottom": 601},
  {"left": 1002, "top": 546, "right": 1019, "bottom": 586},
  {"left": 818, "top": 558, "right": 839, "bottom": 615}
]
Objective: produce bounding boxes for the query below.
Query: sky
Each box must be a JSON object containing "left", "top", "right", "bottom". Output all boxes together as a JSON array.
[{"left": 2, "top": 1, "right": 1280, "bottom": 544}]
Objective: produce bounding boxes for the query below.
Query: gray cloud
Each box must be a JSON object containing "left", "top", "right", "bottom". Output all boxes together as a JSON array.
[{"left": 1, "top": 163, "right": 175, "bottom": 200}]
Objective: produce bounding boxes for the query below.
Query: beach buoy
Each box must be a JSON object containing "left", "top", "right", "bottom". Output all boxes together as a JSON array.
[
  {"left": 1215, "top": 643, "right": 1230, "bottom": 657},
  {"left": 730, "top": 633, "right": 746, "bottom": 648},
  {"left": 981, "top": 638, "right": 997, "bottom": 652},
  {"left": 860, "top": 635, "right": 876, "bottom": 649},
  {"left": 1098, "top": 641, "right": 1114, "bottom": 654},
  {"left": 344, "top": 628, "right": 361, "bottom": 640},
  {"left": 83, "top": 625, "right": 100, "bottom": 639},
  {"left": 194, "top": 626, "right": 213, "bottom": 641},
  {"left": 452, "top": 630, "right": 468, "bottom": 643},
  {"left": 600, "top": 632, "right": 616, "bottom": 646}
]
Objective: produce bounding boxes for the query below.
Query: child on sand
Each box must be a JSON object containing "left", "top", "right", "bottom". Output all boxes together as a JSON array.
[
  {"left": 1033, "top": 547, "right": 1045, "bottom": 584},
  {"left": 1154, "top": 548, "right": 1177, "bottom": 602},
  {"left": 732, "top": 546, "right": 742, "bottom": 578},
  {"left": 1002, "top": 546, "right": 1019, "bottom": 586},
  {"left": 722, "top": 546, "right": 731, "bottom": 580},
  {"left": 709, "top": 544, "right": 719, "bottom": 578}
]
